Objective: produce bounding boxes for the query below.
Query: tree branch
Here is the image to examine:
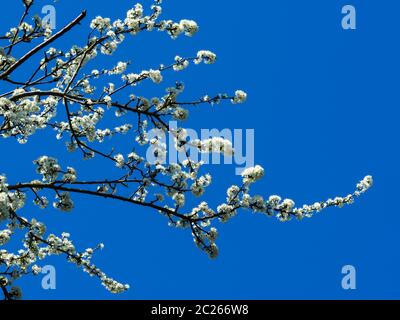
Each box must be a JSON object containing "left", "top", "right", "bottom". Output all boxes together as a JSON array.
[
  {"left": 8, "top": 182, "right": 185, "bottom": 219},
  {"left": 0, "top": 10, "right": 87, "bottom": 80}
]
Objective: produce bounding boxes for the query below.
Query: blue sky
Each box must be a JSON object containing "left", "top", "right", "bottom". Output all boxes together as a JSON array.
[{"left": 1, "top": 0, "right": 399, "bottom": 299}]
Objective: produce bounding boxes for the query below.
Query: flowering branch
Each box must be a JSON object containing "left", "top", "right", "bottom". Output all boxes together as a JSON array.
[
  {"left": 0, "top": 0, "right": 373, "bottom": 300},
  {"left": 0, "top": 10, "right": 87, "bottom": 80}
]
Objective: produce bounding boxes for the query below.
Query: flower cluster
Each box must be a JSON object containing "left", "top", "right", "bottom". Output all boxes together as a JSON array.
[
  {"left": 241, "top": 165, "right": 265, "bottom": 184},
  {"left": 198, "top": 137, "right": 234, "bottom": 156},
  {"left": 34, "top": 156, "right": 61, "bottom": 182},
  {"left": 195, "top": 50, "right": 217, "bottom": 64},
  {"left": 232, "top": 90, "right": 248, "bottom": 104},
  {"left": 0, "top": 171, "right": 128, "bottom": 298},
  {"left": 0, "top": 94, "right": 58, "bottom": 144}
]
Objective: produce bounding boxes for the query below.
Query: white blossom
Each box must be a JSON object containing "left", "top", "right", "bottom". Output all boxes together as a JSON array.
[
  {"left": 195, "top": 50, "right": 217, "bottom": 64},
  {"left": 232, "top": 90, "right": 247, "bottom": 104},
  {"left": 53, "top": 192, "right": 74, "bottom": 212},
  {"left": 148, "top": 69, "right": 163, "bottom": 84},
  {"left": 34, "top": 156, "right": 60, "bottom": 182},
  {"left": 241, "top": 165, "right": 265, "bottom": 184},
  {"left": 114, "top": 154, "right": 125, "bottom": 168},
  {"left": 179, "top": 19, "right": 199, "bottom": 36},
  {"left": 90, "top": 16, "right": 111, "bottom": 31}
]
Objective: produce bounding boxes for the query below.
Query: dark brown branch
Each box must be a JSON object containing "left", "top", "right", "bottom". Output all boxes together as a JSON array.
[
  {"left": 8, "top": 182, "right": 185, "bottom": 219},
  {"left": 1, "top": 285, "right": 11, "bottom": 300}
]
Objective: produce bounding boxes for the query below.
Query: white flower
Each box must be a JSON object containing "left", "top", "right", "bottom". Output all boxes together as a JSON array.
[
  {"left": 241, "top": 165, "right": 264, "bottom": 184},
  {"left": 173, "top": 107, "right": 189, "bottom": 121},
  {"left": 281, "top": 199, "right": 295, "bottom": 212},
  {"left": 173, "top": 193, "right": 185, "bottom": 207},
  {"left": 46, "top": 47, "right": 57, "bottom": 56},
  {"left": 34, "top": 196, "right": 49, "bottom": 209},
  {"left": 148, "top": 69, "right": 163, "bottom": 84},
  {"left": 268, "top": 195, "right": 281, "bottom": 209},
  {"left": 173, "top": 56, "right": 189, "bottom": 71},
  {"left": 34, "top": 156, "right": 60, "bottom": 182},
  {"left": 179, "top": 19, "right": 199, "bottom": 36},
  {"left": 208, "top": 227, "right": 218, "bottom": 241},
  {"left": 356, "top": 175, "right": 373, "bottom": 194},
  {"left": 199, "top": 137, "right": 234, "bottom": 156},
  {"left": 0, "top": 229, "right": 12, "bottom": 245},
  {"left": 114, "top": 154, "right": 125, "bottom": 168},
  {"left": 102, "top": 277, "right": 130, "bottom": 294},
  {"left": 32, "top": 265, "right": 42, "bottom": 275},
  {"left": 128, "top": 151, "right": 140, "bottom": 161},
  {"left": 53, "top": 192, "right": 74, "bottom": 212},
  {"left": 90, "top": 16, "right": 111, "bottom": 31},
  {"left": 195, "top": 50, "right": 217, "bottom": 64},
  {"left": 109, "top": 61, "right": 128, "bottom": 75},
  {"left": 103, "top": 95, "right": 112, "bottom": 107},
  {"left": 232, "top": 90, "right": 247, "bottom": 104},
  {"left": 62, "top": 167, "right": 77, "bottom": 183}
]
